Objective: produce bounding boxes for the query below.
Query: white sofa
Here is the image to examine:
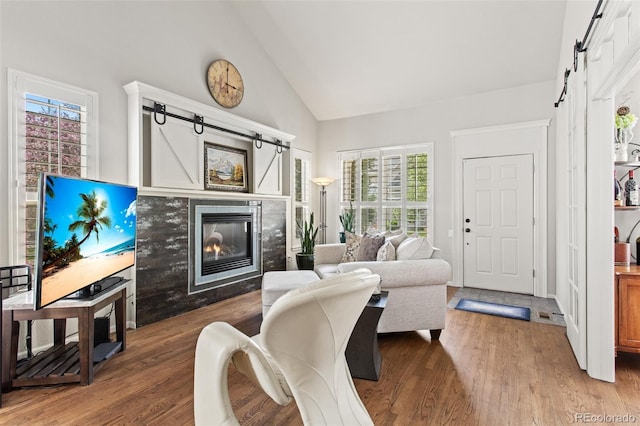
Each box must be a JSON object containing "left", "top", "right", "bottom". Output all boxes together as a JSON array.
[{"left": 314, "top": 243, "right": 451, "bottom": 339}]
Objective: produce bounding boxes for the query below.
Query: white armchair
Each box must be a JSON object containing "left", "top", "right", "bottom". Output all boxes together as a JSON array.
[{"left": 194, "top": 269, "right": 380, "bottom": 426}]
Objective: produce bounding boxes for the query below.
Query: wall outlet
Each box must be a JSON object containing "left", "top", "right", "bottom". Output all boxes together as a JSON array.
[{"left": 448, "top": 229, "right": 454, "bottom": 238}]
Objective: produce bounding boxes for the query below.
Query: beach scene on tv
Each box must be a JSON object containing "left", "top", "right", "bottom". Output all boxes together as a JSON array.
[{"left": 38, "top": 175, "right": 137, "bottom": 306}]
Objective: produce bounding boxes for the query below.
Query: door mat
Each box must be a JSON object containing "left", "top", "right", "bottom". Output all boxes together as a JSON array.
[
  {"left": 447, "top": 288, "right": 566, "bottom": 326},
  {"left": 455, "top": 298, "right": 531, "bottom": 321}
]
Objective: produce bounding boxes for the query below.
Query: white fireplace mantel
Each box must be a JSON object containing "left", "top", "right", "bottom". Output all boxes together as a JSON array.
[{"left": 123, "top": 81, "right": 296, "bottom": 197}]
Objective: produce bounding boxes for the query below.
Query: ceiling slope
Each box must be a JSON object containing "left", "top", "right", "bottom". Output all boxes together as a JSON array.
[{"left": 233, "top": 0, "right": 566, "bottom": 121}]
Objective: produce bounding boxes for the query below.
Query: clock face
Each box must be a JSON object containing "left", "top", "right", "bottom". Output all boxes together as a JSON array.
[{"left": 207, "top": 59, "right": 244, "bottom": 108}]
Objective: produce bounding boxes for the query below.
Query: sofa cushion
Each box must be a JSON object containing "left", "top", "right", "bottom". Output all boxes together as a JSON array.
[
  {"left": 358, "top": 233, "right": 385, "bottom": 261},
  {"left": 337, "top": 258, "right": 451, "bottom": 288},
  {"left": 377, "top": 240, "right": 396, "bottom": 261},
  {"left": 396, "top": 237, "right": 434, "bottom": 260},
  {"left": 314, "top": 263, "right": 339, "bottom": 279},
  {"left": 341, "top": 231, "right": 361, "bottom": 263}
]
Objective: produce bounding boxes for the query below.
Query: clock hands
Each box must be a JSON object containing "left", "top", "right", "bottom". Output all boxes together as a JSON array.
[{"left": 208, "top": 59, "right": 243, "bottom": 107}]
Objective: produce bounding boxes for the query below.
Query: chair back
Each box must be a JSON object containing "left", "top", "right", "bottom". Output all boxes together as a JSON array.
[{"left": 260, "top": 268, "right": 379, "bottom": 425}]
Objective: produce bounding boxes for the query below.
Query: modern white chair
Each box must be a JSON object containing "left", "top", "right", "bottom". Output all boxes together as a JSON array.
[{"left": 194, "top": 268, "right": 380, "bottom": 426}]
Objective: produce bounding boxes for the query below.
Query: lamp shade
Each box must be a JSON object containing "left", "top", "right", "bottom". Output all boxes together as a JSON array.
[{"left": 312, "top": 177, "right": 335, "bottom": 187}]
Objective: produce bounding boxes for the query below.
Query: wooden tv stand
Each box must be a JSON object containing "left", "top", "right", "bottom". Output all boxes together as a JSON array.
[{"left": 1, "top": 280, "right": 128, "bottom": 391}]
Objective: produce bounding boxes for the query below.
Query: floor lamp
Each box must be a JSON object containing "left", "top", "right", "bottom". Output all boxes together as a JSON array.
[{"left": 311, "top": 177, "right": 335, "bottom": 245}]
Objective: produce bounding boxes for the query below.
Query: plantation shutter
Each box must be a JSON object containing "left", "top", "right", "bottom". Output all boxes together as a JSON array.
[
  {"left": 339, "top": 144, "right": 433, "bottom": 238},
  {"left": 381, "top": 153, "right": 402, "bottom": 231},
  {"left": 405, "top": 149, "right": 431, "bottom": 238},
  {"left": 24, "top": 93, "right": 87, "bottom": 193},
  {"left": 292, "top": 149, "right": 311, "bottom": 249},
  {"left": 359, "top": 151, "right": 379, "bottom": 231},
  {"left": 341, "top": 155, "right": 358, "bottom": 203},
  {"left": 294, "top": 156, "right": 310, "bottom": 204}
]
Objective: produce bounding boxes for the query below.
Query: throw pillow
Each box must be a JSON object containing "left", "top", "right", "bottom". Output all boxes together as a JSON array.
[
  {"left": 396, "top": 237, "right": 434, "bottom": 260},
  {"left": 382, "top": 229, "right": 404, "bottom": 237},
  {"left": 365, "top": 226, "right": 380, "bottom": 235},
  {"left": 357, "top": 233, "right": 386, "bottom": 261},
  {"left": 385, "top": 232, "right": 408, "bottom": 249},
  {"left": 376, "top": 240, "right": 396, "bottom": 261},
  {"left": 341, "top": 231, "right": 361, "bottom": 263}
]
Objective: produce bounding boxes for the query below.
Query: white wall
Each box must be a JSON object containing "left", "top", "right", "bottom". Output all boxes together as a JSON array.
[
  {"left": 0, "top": 1, "right": 317, "bottom": 351},
  {"left": 0, "top": 0, "right": 317, "bottom": 264},
  {"left": 318, "top": 81, "right": 557, "bottom": 293}
]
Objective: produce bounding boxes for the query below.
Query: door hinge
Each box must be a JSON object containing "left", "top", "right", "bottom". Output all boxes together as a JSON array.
[{"left": 533, "top": 269, "right": 536, "bottom": 278}]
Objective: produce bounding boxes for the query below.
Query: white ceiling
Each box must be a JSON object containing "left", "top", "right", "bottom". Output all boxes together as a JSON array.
[{"left": 233, "top": 1, "right": 567, "bottom": 121}]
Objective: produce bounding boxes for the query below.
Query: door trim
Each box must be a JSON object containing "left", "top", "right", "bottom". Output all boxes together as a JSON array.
[{"left": 451, "top": 119, "right": 550, "bottom": 297}]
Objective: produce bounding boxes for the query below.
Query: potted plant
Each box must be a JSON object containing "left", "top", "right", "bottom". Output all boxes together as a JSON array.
[
  {"left": 339, "top": 202, "right": 355, "bottom": 243},
  {"left": 296, "top": 212, "right": 318, "bottom": 270},
  {"left": 615, "top": 105, "right": 638, "bottom": 161}
]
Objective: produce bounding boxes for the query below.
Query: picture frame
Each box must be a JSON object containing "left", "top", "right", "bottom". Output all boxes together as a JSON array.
[{"left": 204, "top": 142, "right": 249, "bottom": 192}]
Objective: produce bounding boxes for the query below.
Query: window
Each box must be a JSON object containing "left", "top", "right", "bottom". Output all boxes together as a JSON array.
[
  {"left": 292, "top": 148, "right": 312, "bottom": 249},
  {"left": 339, "top": 144, "right": 433, "bottom": 237},
  {"left": 8, "top": 70, "right": 98, "bottom": 265},
  {"left": 24, "top": 94, "right": 86, "bottom": 191}
]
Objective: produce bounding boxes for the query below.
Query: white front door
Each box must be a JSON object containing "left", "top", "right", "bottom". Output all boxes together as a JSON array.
[{"left": 463, "top": 155, "right": 534, "bottom": 294}]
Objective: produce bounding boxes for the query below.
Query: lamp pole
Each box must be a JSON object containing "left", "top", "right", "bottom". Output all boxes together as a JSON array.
[{"left": 312, "top": 177, "right": 335, "bottom": 245}]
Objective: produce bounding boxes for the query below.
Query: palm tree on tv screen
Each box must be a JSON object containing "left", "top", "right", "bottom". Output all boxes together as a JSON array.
[
  {"left": 69, "top": 190, "right": 112, "bottom": 246},
  {"left": 45, "top": 190, "right": 112, "bottom": 271}
]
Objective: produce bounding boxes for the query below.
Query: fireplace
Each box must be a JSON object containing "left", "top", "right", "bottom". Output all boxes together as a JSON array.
[{"left": 189, "top": 200, "right": 262, "bottom": 294}]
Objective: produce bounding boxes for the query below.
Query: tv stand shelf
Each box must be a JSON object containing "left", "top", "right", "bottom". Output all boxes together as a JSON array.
[{"left": 1, "top": 281, "right": 128, "bottom": 391}]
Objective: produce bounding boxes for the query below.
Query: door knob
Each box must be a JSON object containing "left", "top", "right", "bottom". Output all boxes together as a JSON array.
[
  {"left": 465, "top": 218, "right": 471, "bottom": 223},
  {"left": 465, "top": 228, "right": 471, "bottom": 233}
]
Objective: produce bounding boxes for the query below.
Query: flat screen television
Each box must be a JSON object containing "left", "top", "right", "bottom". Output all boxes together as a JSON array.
[{"left": 33, "top": 173, "right": 138, "bottom": 310}]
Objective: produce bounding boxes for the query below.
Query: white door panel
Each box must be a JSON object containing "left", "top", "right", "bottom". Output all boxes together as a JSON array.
[
  {"left": 564, "top": 60, "right": 586, "bottom": 369},
  {"left": 463, "top": 155, "right": 534, "bottom": 294},
  {"left": 150, "top": 119, "right": 202, "bottom": 190}
]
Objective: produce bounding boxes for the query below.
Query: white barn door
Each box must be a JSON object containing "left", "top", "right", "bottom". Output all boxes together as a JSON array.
[{"left": 564, "top": 55, "right": 587, "bottom": 370}]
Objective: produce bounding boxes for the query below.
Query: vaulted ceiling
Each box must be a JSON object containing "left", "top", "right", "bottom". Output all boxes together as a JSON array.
[{"left": 233, "top": 1, "right": 566, "bottom": 121}]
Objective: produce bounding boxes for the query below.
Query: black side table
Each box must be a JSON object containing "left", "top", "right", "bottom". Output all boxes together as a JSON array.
[{"left": 346, "top": 291, "right": 388, "bottom": 381}]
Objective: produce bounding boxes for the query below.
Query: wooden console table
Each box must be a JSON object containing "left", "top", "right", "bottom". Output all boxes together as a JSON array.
[
  {"left": 346, "top": 291, "right": 388, "bottom": 381},
  {"left": 1, "top": 281, "right": 127, "bottom": 391},
  {"left": 615, "top": 265, "right": 640, "bottom": 355}
]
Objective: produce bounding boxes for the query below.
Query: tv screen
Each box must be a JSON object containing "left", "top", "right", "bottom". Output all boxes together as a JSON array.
[{"left": 34, "top": 173, "right": 138, "bottom": 309}]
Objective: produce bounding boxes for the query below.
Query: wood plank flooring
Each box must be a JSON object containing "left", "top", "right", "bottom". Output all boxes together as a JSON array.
[{"left": 1, "top": 287, "right": 640, "bottom": 425}]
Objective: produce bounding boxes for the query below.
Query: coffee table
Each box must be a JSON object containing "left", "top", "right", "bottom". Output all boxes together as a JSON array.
[{"left": 346, "top": 291, "right": 388, "bottom": 381}]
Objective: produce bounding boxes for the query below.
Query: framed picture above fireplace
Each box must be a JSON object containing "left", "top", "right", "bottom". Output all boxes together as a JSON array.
[{"left": 204, "top": 142, "right": 248, "bottom": 192}]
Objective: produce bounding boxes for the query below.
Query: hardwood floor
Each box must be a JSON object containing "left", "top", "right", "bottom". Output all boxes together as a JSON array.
[{"left": 2, "top": 286, "right": 640, "bottom": 425}]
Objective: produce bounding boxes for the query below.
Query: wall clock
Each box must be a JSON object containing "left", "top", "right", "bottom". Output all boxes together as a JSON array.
[{"left": 207, "top": 59, "right": 244, "bottom": 108}]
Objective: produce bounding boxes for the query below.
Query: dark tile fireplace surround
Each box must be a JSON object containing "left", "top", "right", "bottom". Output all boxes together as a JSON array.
[{"left": 135, "top": 195, "right": 286, "bottom": 327}]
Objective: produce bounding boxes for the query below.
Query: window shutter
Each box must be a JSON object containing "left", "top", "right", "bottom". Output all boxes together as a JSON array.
[
  {"left": 341, "top": 158, "right": 357, "bottom": 203},
  {"left": 339, "top": 144, "right": 433, "bottom": 238},
  {"left": 406, "top": 153, "right": 428, "bottom": 202},
  {"left": 292, "top": 149, "right": 312, "bottom": 250},
  {"left": 360, "top": 154, "right": 378, "bottom": 202},
  {"left": 23, "top": 94, "right": 86, "bottom": 266},
  {"left": 24, "top": 93, "right": 86, "bottom": 193},
  {"left": 294, "top": 157, "right": 310, "bottom": 203},
  {"left": 382, "top": 154, "right": 402, "bottom": 202},
  {"left": 382, "top": 207, "right": 402, "bottom": 231}
]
